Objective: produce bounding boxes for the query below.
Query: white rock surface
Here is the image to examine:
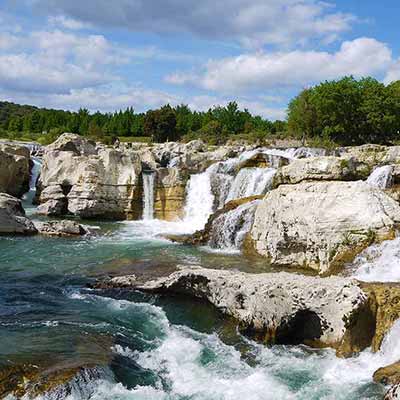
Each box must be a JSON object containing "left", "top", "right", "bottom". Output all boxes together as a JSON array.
[
  {"left": 250, "top": 181, "right": 400, "bottom": 274},
  {"left": 105, "top": 265, "right": 370, "bottom": 353}
]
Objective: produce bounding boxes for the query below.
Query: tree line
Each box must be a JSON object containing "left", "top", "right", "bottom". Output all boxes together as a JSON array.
[
  {"left": 0, "top": 101, "right": 285, "bottom": 145},
  {"left": 2, "top": 76, "right": 400, "bottom": 146}
]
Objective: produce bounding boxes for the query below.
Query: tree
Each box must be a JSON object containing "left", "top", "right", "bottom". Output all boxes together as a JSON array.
[{"left": 143, "top": 105, "right": 177, "bottom": 142}]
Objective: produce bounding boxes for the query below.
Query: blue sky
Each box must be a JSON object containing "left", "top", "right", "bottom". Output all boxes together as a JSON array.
[{"left": 0, "top": 0, "right": 399, "bottom": 120}]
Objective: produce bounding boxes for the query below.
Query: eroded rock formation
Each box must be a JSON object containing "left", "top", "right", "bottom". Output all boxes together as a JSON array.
[{"left": 249, "top": 181, "right": 400, "bottom": 274}]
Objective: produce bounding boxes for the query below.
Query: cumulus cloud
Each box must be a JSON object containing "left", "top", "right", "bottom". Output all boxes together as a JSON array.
[
  {"left": 167, "top": 38, "right": 393, "bottom": 93},
  {"left": 0, "top": 29, "right": 134, "bottom": 94},
  {"left": 33, "top": 0, "right": 356, "bottom": 48}
]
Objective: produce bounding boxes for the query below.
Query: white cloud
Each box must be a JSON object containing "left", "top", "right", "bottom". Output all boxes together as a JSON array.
[
  {"left": 167, "top": 38, "right": 393, "bottom": 93},
  {"left": 384, "top": 60, "right": 400, "bottom": 84},
  {"left": 48, "top": 15, "right": 92, "bottom": 30},
  {"left": 34, "top": 0, "right": 356, "bottom": 48},
  {"left": 0, "top": 29, "right": 132, "bottom": 94}
]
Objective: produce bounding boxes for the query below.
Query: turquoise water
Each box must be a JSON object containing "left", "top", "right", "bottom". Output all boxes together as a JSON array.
[{"left": 0, "top": 217, "right": 389, "bottom": 399}]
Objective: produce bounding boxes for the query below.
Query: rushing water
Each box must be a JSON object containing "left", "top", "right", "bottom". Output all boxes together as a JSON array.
[
  {"left": 0, "top": 148, "right": 395, "bottom": 399},
  {"left": 142, "top": 172, "right": 155, "bottom": 221}
]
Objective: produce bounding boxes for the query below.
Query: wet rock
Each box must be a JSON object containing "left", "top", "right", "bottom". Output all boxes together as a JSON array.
[
  {"left": 0, "top": 193, "right": 37, "bottom": 235},
  {"left": 374, "top": 361, "right": 400, "bottom": 385},
  {"left": 0, "top": 143, "right": 30, "bottom": 197},
  {"left": 34, "top": 220, "right": 88, "bottom": 236},
  {"left": 249, "top": 181, "right": 400, "bottom": 274},
  {"left": 100, "top": 265, "right": 375, "bottom": 357}
]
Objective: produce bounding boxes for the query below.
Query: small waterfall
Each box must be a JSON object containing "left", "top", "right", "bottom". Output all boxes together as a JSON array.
[
  {"left": 226, "top": 167, "right": 276, "bottom": 203},
  {"left": 208, "top": 200, "right": 260, "bottom": 251},
  {"left": 142, "top": 171, "right": 155, "bottom": 220},
  {"left": 23, "top": 156, "right": 42, "bottom": 205},
  {"left": 350, "top": 236, "right": 400, "bottom": 282},
  {"left": 367, "top": 165, "right": 393, "bottom": 189},
  {"left": 182, "top": 171, "right": 215, "bottom": 232}
]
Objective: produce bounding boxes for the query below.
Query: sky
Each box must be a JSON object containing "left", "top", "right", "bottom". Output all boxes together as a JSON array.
[{"left": 0, "top": 0, "right": 399, "bottom": 120}]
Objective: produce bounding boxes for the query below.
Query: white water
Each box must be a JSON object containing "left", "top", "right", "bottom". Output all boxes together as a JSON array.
[
  {"left": 182, "top": 171, "right": 215, "bottom": 232},
  {"left": 142, "top": 172, "right": 155, "bottom": 220},
  {"left": 22, "top": 156, "right": 42, "bottom": 208},
  {"left": 43, "top": 293, "right": 397, "bottom": 400},
  {"left": 208, "top": 200, "right": 260, "bottom": 251},
  {"left": 350, "top": 236, "right": 400, "bottom": 282},
  {"left": 226, "top": 168, "right": 276, "bottom": 202},
  {"left": 367, "top": 165, "right": 393, "bottom": 189}
]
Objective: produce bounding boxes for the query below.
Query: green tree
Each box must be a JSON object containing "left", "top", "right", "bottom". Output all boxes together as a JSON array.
[{"left": 143, "top": 105, "right": 177, "bottom": 142}]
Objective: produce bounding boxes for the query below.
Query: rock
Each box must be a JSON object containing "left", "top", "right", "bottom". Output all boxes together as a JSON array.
[
  {"left": 274, "top": 156, "right": 370, "bottom": 186},
  {"left": 343, "top": 144, "right": 400, "bottom": 167},
  {"left": 0, "top": 143, "right": 30, "bottom": 197},
  {"left": 361, "top": 282, "right": 400, "bottom": 352},
  {"left": 385, "top": 384, "right": 400, "bottom": 400},
  {"left": 0, "top": 193, "right": 37, "bottom": 235},
  {"left": 154, "top": 167, "right": 188, "bottom": 221},
  {"left": 100, "top": 266, "right": 375, "bottom": 357},
  {"left": 249, "top": 181, "right": 400, "bottom": 274},
  {"left": 38, "top": 133, "right": 143, "bottom": 219},
  {"left": 374, "top": 361, "right": 400, "bottom": 385},
  {"left": 34, "top": 220, "right": 88, "bottom": 236},
  {"left": 36, "top": 185, "right": 68, "bottom": 215}
]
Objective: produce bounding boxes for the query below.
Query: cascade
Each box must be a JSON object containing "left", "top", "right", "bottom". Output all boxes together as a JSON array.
[
  {"left": 182, "top": 170, "right": 215, "bottom": 232},
  {"left": 142, "top": 171, "right": 155, "bottom": 220},
  {"left": 23, "top": 156, "right": 42, "bottom": 205},
  {"left": 208, "top": 200, "right": 260, "bottom": 250},
  {"left": 367, "top": 165, "right": 393, "bottom": 189},
  {"left": 226, "top": 168, "right": 276, "bottom": 203}
]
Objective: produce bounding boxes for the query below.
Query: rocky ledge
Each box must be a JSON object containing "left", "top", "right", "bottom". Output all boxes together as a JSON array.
[{"left": 93, "top": 266, "right": 400, "bottom": 359}]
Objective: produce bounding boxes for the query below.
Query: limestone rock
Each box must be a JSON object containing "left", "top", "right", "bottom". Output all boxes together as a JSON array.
[
  {"left": 274, "top": 156, "right": 370, "bottom": 186},
  {"left": 100, "top": 266, "right": 373, "bottom": 356},
  {"left": 0, "top": 143, "right": 30, "bottom": 197},
  {"left": 250, "top": 181, "right": 400, "bottom": 274},
  {"left": 38, "top": 134, "right": 143, "bottom": 219},
  {"left": 0, "top": 193, "right": 37, "bottom": 235},
  {"left": 154, "top": 167, "right": 188, "bottom": 221},
  {"left": 34, "top": 220, "right": 88, "bottom": 236}
]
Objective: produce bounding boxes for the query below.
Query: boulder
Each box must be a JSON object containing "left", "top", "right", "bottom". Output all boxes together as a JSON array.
[
  {"left": 0, "top": 193, "right": 37, "bottom": 235},
  {"left": 38, "top": 134, "right": 143, "bottom": 219},
  {"left": 34, "top": 220, "right": 88, "bottom": 236},
  {"left": 0, "top": 143, "right": 30, "bottom": 197},
  {"left": 249, "top": 181, "right": 400, "bottom": 274},
  {"left": 273, "top": 156, "right": 370, "bottom": 186},
  {"left": 98, "top": 266, "right": 375, "bottom": 357}
]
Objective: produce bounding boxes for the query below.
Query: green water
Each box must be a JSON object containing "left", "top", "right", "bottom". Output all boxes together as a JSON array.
[{"left": 0, "top": 219, "right": 388, "bottom": 399}]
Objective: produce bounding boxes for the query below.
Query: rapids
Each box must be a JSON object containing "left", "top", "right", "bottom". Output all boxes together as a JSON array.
[{"left": 1, "top": 146, "right": 397, "bottom": 399}]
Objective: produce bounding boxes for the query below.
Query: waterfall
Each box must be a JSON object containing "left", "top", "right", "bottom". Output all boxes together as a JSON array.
[
  {"left": 182, "top": 171, "right": 215, "bottom": 232},
  {"left": 180, "top": 147, "right": 321, "bottom": 233},
  {"left": 142, "top": 171, "right": 155, "bottom": 220},
  {"left": 367, "top": 165, "right": 393, "bottom": 189},
  {"left": 226, "top": 168, "right": 276, "bottom": 203},
  {"left": 23, "top": 156, "right": 42, "bottom": 205},
  {"left": 208, "top": 200, "right": 260, "bottom": 251}
]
